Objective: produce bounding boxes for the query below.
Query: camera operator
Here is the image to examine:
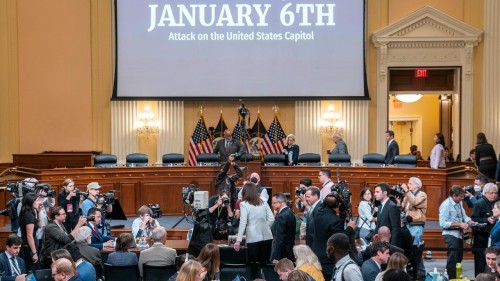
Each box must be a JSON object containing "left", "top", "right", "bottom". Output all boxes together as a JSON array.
[
  {"left": 295, "top": 178, "right": 312, "bottom": 240},
  {"left": 132, "top": 205, "right": 161, "bottom": 239},
  {"left": 215, "top": 154, "right": 243, "bottom": 207},
  {"left": 81, "top": 182, "right": 112, "bottom": 216},
  {"left": 398, "top": 177, "right": 427, "bottom": 277},
  {"left": 57, "top": 179, "right": 83, "bottom": 232},
  {"left": 465, "top": 175, "right": 488, "bottom": 208},
  {"left": 208, "top": 191, "right": 234, "bottom": 240},
  {"left": 471, "top": 183, "right": 499, "bottom": 276}
]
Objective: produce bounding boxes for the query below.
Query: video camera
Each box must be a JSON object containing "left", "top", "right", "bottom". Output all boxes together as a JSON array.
[
  {"left": 148, "top": 204, "right": 162, "bottom": 219},
  {"left": 463, "top": 185, "right": 475, "bottom": 194},
  {"left": 74, "top": 189, "right": 89, "bottom": 198},
  {"left": 389, "top": 184, "right": 405, "bottom": 200},
  {"left": 470, "top": 221, "right": 488, "bottom": 230},
  {"left": 331, "top": 168, "right": 353, "bottom": 220},
  {"left": 5, "top": 180, "right": 55, "bottom": 198},
  {"left": 95, "top": 191, "right": 116, "bottom": 208}
]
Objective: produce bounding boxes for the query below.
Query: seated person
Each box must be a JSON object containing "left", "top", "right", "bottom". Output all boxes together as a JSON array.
[
  {"left": 168, "top": 254, "right": 196, "bottom": 281},
  {"left": 64, "top": 243, "right": 96, "bottom": 281},
  {"left": 132, "top": 205, "right": 161, "bottom": 238},
  {"left": 0, "top": 234, "right": 27, "bottom": 281},
  {"left": 73, "top": 226, "right": 103, "bottom": 276},
  {"left": 208, "top": 191, "right": 235, "bottom": 240},
  {"left": 138, "top": 227, "right": 177, "bottom": 278},
  {"left": 484, "top": 246, "right": 500, "bottom": 278},
  {"left": 86, "top": 207, "right": 115, "bottom": 250},
  {"left": 361, "top": 241, "right": 390, "bottom": 281},
  {"left": 106, "top": 233, "right": 138, "bottom": 266}
]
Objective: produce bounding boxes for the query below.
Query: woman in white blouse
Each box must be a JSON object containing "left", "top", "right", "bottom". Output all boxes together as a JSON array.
[
  {"left": 430, "top": 133, "right": 446, "bottom": 169},
  {"left": 234, "top": 182, "right": 274, "bottom": 279},
  {"left": 357, "top": 187, "right": 376, "bottom": 243}
]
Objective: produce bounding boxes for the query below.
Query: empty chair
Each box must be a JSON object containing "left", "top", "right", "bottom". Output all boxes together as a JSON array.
[
  {"left": 297, "top": 153, "right": 321, "bottom": 166},
  {"left": 162, "top": 153, "right": 185, "bottom": 166},
  {"left": 362, "top": 153, "right": 386, "bottom": 167},
  {"left": 104, "top": 263, "right": 139, "bottom": 281},
  {"left": 219, "top": 246, "right": 250, "bottom": 280},
  {"left": 126, "top": 153, "right": 149, "bottom": 167},
  {"left": 143, "top": 264, "right": 177, "bottom": 281},
  {"left": 394, "top": 154, "right": 418, "bottom": 168},
  {"left": 197, "top": 153, "right": 219, "bottom": 166},
  {"left": 238, "top": 153, "right": 254, "bottom": 162},
  {"left": 328, "top": 153, "right": 351, "bottom": 166},
  {"left": 94, "top": 154, "right": 117, "bottom": 168},
  {"left": 263, "top": 154, "right": 286, "bottom": 166}
]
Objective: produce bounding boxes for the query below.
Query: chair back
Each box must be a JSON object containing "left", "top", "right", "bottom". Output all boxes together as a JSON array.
[
  {"left": 94, "top": 154, "right": 117, "bottom": 168},
  {"left": 126, "top": 153, "right": 149, "bottom": 167},
  {"left": 297, "top": 153, "right": 321, "bottom": 166},
  {"left": 328, "top": 153, "right": 351, "bottom": 166},
  {"left": 362, "top": 153, "right": 386, "bottom": 167},
  {"left": 197, "top": 153, "right": 219, "bottom": 166},
  {"left": 220, "top": 246, "right": 250, "bottom": 281},
  {"left": 394, "top": 154, "right": 417, "bottom": 168},
  {"left": 263, "top": 154, "right": 285, "bottom": 166},
  {"left": 143, "top": 264, "right": 177, "bottom": 281},
  {"left": 162, "top": 153, "right": 185, "bottom": 166},
  {"left": 238, "top": 153, "right": 253, "bottom": 162},
  {"left": 104, "top": 263, "right": 139, "bottom": 281}
]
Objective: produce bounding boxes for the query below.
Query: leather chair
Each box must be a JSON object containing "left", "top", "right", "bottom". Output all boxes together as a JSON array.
[
  {"left": 263, "top": 154, "right": 285, "bottom": 166},
  {"left": 328, "top": 153, "right": 351, "bottom": 166},
  {"left": 394, "top": 154, "right": 417, "bottom": 168},
  {"left": 297, "top": 153, "right": 321, "bottom": 166},
  {"left": 104, "top": 264, "right": 139, "bottom": 281},
  {"left": 362, "top": 153, "right": 386, "bottom": 167},
  {"left": 162, "top": 153, "right": 185, "bottom": 166},
  {"left": 94, "top": 154, "right": 117, "bottom": 168},
  {"left": 219, "top": 246, "right": 250, "bottom": 280},
  {"left": 197, "top": 153, "right": 219, "bottom": 166},
  {"left": 126, "top": 153, "right": 149, "bottom": 167},
  {"left": 238, "top": 153, "right": 253, "bottom": 162},
  {"left": 143, "top": 264, "right": 177, "bottom": 281}
]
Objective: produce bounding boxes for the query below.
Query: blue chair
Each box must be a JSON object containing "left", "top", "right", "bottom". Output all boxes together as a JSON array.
[
  {"left": 297, "top": 153, "right": 321, "bottom": 166},
  {"left": 362, "top": 153, "right": 386, "bottom": 167},
  {"left": 162, "top": 153, "right": 184, "bottom": 166},
  {"left": 328, "top": 153, "right": 351, "bottom": 166},
  {"left": 94, "top": 154, "right": 117, "bottom": 168}
]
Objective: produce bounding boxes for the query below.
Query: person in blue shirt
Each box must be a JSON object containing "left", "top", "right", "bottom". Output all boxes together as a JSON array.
[
  {"left": 81, "top": 182, "right": 112, "bottom": 216},
  {"left": 490, "top": 201, "right": 500, "bottom": 247},
  {"left": 64, "top": 243, "right": 96, "bottom": 281}
]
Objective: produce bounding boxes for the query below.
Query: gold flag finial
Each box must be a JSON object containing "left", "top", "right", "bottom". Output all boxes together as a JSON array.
[{"left": 272, "top": 105, "right": 279, "bottom": 114}]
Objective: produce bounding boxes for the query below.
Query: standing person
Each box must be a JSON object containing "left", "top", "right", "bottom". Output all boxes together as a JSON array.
[
  {"left": 318, "top": 168, "right": 334, "bottom": 200},
  {"left": 215, "top": 154, "right": 243, "bottom": 206},
  {"left": 475, "top": 132, "right": 498, "bottom": 179},
  {"left": 233, "top": 182, "right": 274, "bottom": 279},
  {"left": 304, "top": 187, "right": 321, "bottom": 248},
  {"left": 439, "top": 186, "right": 472, "bottom": 279},
  {"left": 326, "top": 233, "right": 363, "bottom": 281},
  {"left": 490, "top": 201, "right": 500, "bottom": 247},
  {"left": 385, "top": 130, "right": 399, "bottom": 165},
  {"left": 472, "top": 183, "right": 499, "bottom": 276},
  {"left": 398, "top": 177, "right": 427, "bottom": 277},
  {"left": 357, "top": 187, "right": 376, "bottom": 243},
  {"left": 282, "top": 134, "right": 299, "bottom": 166},
  {"left": 374, "top": 183, "right": 401, "bottom": 246},
  {"left": 19, "top": 193, "right": 43, "bottom": 272},
  {"left": 270, "top": 193, "right": 296, "bottom": 263},
  {"left": 131, "top": 205, "right": 161, "bottom": 239},
  {"left": 331, "top": 133, "right": 348, "bottom": 154},
  {"left": 213, "top": 129, "right": 245, "bottom": 163},
  {"left": 81, "top": 182, "right": 112, "bottom": 216},
  {"left": 208, "top": 191, "right": 234, "bottom": 240},
  {"left": 430, "top": 133, "right": 446, "bottom": 169},
  {"left": 58, "top": 179, "right": 82, "bottom": 232},
  {"left": 0, "top": 235, "right": 27, "bottom": 281}
]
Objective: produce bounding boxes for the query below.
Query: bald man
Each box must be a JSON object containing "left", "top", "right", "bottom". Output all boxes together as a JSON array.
[
  {"left": 213, "top": 129, "right": 245, "bottom": 163},
  {"left": 361, "top": 226, "right": 404, "bottom": 261}
]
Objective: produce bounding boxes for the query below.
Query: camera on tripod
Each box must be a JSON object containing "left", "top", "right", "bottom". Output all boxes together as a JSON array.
[
  {"left": 96, "top": 191, "right": 115, "bottom": 207},
  {"left": 331, "top": 180, "right": 352, "bottom": 220},
  {"left": 182, "top": 184, "right": 208, "bottom": 210},
  {"left": 148, "top": 204, "right": 162, "bottom": 219}
]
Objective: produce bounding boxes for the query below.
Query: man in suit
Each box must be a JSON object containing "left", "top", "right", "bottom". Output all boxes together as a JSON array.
[
  {"left": 86, "top": 207, "right": 115, "bottom": 250},
  {"left": 374, "top": 183, "right": 401, "bottom": 246},
  {"left": 331, "top": 132, "right": 349, "bottom": 154},
  {"left": 0, "top": 235, "right": 27, "bottom": 281},
  {"left": 270, "top": 193, "right": 296, "bottom": 263},
  {"left": 138, "top": 227, "right": 177, "bottom": 278},
  {"left": 213, "top": 129, "right": 245, "bottom": 163},
  {"left": 51, "top": 258, "right": 81, "bottom": 281},
  {"left": 361, "top": 226, "right": 404, "bottom": 261},
  {"left": 305, "top": 187, "right": 321, "bottom": 248},
  {"left": 73, "top": 226, "right": 103, "bottom": 276},
  {"left": 361, "top": 241, "right": 390, "bottom": 281},
  {"left": 385, "top": 130, "right": 399, "bottom": 165}
]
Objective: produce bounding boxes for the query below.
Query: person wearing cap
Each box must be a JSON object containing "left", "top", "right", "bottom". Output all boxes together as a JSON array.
[{"left": 81, "top": 182, "right": 112, "bottom": 217}]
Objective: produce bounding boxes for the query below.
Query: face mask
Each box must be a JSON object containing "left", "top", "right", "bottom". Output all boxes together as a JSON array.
[{"left": 474, "top": 185, "right": 482, "bottom": 192}]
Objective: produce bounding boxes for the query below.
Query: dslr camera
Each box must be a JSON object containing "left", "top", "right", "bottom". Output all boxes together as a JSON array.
[
  {"left": 463, "top": 185, "right": 475, "bottom": 194},
  {"left": 96, "top": 191, "right": 115, "bottom": 207},
  {"left": 221, "top": 197, "right": 230, "bottom": 207},
  {"left": 295, "top": 187, "right": 307, "bottom": 197},
  {"left": 148, "top": 204, "right": 162, "bottom": 219},
  {"left": 35, "top": 183, "right": 56, "bottom": 198},
  {"left": 85, "top": 215, "right": 96, "bottom": 222},
  {"left": 389, "top": 184, "right": 405, "bottom": 200}
]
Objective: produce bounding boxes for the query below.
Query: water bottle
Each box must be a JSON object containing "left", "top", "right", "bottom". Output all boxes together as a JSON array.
[
  {"left": 456, "top": 262, "right": 462, "bottom": 279},
  {"left": 432, "top": 267, "right": 438, "bottom": 281}
]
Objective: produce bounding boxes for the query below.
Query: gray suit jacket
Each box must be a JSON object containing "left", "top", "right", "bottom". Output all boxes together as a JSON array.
[
  {"left": 213, "top": 138, "right": 244, "bottom": 163},
  {"left": 138, "top": 243, "right": 177, "bottom": 277},
  {"left": 361, "top": 258, "right": 381, "bottom": 281},
  {"left": 332, "top": 140, "right": 348, "bottom": 154},
  {"left": 76, "top": 242, "right": 103, "bottom": 273}
]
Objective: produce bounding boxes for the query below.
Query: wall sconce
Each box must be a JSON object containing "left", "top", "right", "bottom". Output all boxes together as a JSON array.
[
  {"left": 320, "top": 105, "right": 344, "bottom": 135},
  {"left": 136, "top": 105, "right": 159, "bottom": 138},
  {"left": 395, "top": 94, "right": 423, "bottom": 103}
]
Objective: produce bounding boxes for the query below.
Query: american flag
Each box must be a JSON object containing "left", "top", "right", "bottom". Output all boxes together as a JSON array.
[
  {"left": 261, "top": 115, "right": 287, "bottom": 155},
  {"left": 232, "top": 117, "right": 251, "bottom": 154},
  {"left": 188, "top": 116, "right": 213, "bottom": 166}
]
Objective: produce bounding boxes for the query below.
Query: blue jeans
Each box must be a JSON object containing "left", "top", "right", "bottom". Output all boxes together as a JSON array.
[{"left": 407, "top": 224, "right": 425, "bottom": 274}]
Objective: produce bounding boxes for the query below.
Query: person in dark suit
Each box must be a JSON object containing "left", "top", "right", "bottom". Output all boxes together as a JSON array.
[
  {"left": 331, "top": 132, "right": 349, "bottom": 155},
  {"left": 213, "top": 129, "right": 245, "bottom": 163},
  {"left": 51, "top": 258, "right": 81, "bottom": 281},
  {"left": 270, "top": 193, "right": 297, "bottom": 263},
  {"left": 361, "top": 241, "right": 390, "bottom": 281},
  {"left": 282, "top": 134, "right": 299, "bottom": 166},
  {"left": 86, "top": 207, "right": 115, "bottom": 250},
  {"left": 385, "top": 130, "right": 399, "bottom": 165},
  {"left": 312, "top": 192, "right": 345, "bottom": 278},
  {"left": 73, "top": 226, "right": 103, "bottom": 276},
  {"left": 0, "top": 235, "right": 27, "bottom": 281},
  {"left": 374, "top": 183, "right": 401, "bottom": 247},
  {"left": 304, "top": 187, "right": 322, "bottom": 248}
]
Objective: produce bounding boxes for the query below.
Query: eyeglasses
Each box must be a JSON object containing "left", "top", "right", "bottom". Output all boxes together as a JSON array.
[{"left": 58, "top": 213, "right": 67, "bottom": 216}]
